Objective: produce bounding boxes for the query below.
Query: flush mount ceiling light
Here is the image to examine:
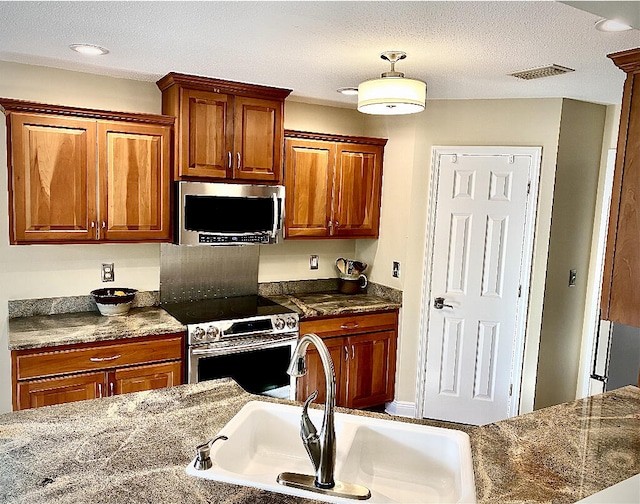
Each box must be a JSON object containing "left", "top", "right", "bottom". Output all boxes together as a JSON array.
[
  {"left": 337, "top": 87, "right": 359, "bottom": 95},
  {"left": 69, "top": 43, "right": 109, "bottom": 56},
  {"left": 595, "top": 18, "right": 633, "bottom": 32},
  {"left": 357, "top": 51, "right": 426, "bottom": 115}
]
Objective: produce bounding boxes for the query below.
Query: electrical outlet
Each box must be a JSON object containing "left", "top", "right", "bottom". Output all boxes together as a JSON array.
[
  {"left": 101, "top": 263, "right": 115, "bottom": 282},
  {"left": 310, "top": 255, "right": 319, "bottom": 270},
  {"left": 392, "top": 261, "right": 400, "bottom": 278}
]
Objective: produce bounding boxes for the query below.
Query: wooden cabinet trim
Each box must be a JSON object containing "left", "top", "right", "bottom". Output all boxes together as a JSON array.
[
  {"left": 13, "top": 333, "right": 184, "bottom": 381},
  {"left": 156, "top": 72, "right": 292, "bottom": 101},
  {"left": 285, "top": 129, "right": 388, "bottom": 147},
  {"left": 608, "top": 48, "right": 640, "bottom": 74},
  {"left": 0, "top": 97, "right": 175, "bottom": 125}
]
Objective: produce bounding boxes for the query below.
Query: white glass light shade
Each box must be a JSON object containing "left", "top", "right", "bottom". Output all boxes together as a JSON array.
[{"left": 358, "top": 77, "right": 426, "bottom": 115}]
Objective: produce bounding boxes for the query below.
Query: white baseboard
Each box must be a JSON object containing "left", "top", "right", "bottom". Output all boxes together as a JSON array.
[{"left": 384, "top": 400, "right": 416, "bottom": 418}]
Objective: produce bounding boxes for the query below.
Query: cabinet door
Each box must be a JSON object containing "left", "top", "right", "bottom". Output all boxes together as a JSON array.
[
  {"left": 113, "top": 360, "right": 183, "bottom": 395},
  {"left": 233, "top": 96, "right": 283, "bottom": 183},
  {"left": 97, "top": 121, "right": 172, "bottom": 241},
  {"left": 284, "top": 139, "right": 334, "bottom": 237},
  {"left": 333, "top": 144, "right": 383, "bottom": 238},
  {"left": 16, "top": 371, "right": 106, "bottom": 410},
  {"left": 345, "top": 330, "right": 397, "bottom": 409},
  {"left": 296, "top": 337, "right": 345, "bottom": 406},
  {"left": 179, "top": 88, "right": 232, "bottom": 179},
  {"left": 8, "top": 113, "right": 97, "bottom": 244}
]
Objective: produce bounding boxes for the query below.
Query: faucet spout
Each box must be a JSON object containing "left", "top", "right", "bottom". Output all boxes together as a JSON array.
[{"left": 287, "top": 333, "right": 337, "bottom": 489}]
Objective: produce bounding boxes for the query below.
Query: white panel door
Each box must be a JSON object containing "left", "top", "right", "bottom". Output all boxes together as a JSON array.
[{"left": 422, "top": 148, "right": 539, "bottom": 425}]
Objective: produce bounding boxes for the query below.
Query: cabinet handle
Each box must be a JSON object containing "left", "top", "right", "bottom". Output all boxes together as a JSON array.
[
  {"left": 101, "top": 221, "right": 106, "bottom": 229},
  {"left": 340, "top": 322, "right": 359, "bottom": 330},
  {"left": 236, "top": 152, "right": 241, "bottom": 170},
  {"left": 344, "top": 346, "right": 348, "bottom": 361},
  {"left": 97, "top": 383, "right": 103, "bottom": 398},
  {"left": 90, "top": 221, "right": 96, "bottom": 228},
  {"left": 351, "top": 345, "right": 355, "bottom": 360},
  {"left": 328, "top": 221, "right": 333, "bottom": 228},
  {"left": 90, "top": 354, "right": 121, "bottom": 363},
  {"left": 109, "top": 382, "right": 115, "bottom": 397},
  {"left": 228, "top": 151, "right": 232, "bottom": 170}
]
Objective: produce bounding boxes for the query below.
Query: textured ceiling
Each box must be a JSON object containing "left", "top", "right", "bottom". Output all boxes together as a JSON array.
[{"left": 0, "top": 1, "right": 639, "bottom": 107}]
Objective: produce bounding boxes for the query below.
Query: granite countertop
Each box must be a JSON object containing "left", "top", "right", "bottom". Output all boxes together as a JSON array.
[
  {"left": 8, "top": 307, "right": 186, "bottom": 351},
  {"left": 266, "top": 292, "right": 402, "bottom": 318},
  {"left": 8, "top": 287, "right": 401, "bottom": 351},
  {"left": 0, "top": 380, "right": 637, "bottom": 504}
]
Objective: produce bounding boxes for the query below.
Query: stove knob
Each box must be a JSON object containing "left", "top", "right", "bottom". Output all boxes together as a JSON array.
[
  {"left": 286, "top": 316, "right": 297, "bottom": 329},
  {"left": 274, "top": 317, "right": 286, "bottom": 330},
  {"left": 206, "top": 326, "right": 220, "bottom": 341},
  {"left": 193, "top": 327, "right": 205, "bottom": 341}
]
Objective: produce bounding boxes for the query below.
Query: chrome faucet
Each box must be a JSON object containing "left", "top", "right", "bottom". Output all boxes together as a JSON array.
[
  {"left": 287, "top": 333, "right": 337, "bottom": 488},
  {"left": 276, "top": 333, "right": 371, "bottom": 500}
]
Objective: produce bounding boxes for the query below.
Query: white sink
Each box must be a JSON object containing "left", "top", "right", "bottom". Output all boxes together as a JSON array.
[{"left": 186, "top": 401, "right": 476, "bottom": 503}]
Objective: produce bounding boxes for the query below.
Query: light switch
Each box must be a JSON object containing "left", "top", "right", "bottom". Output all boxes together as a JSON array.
[
  {"left": 568, "top": 269, "right": 577, "bottom": 287},
  {"left": 392, "top": 261, "right": 400, "bottom": 278}
]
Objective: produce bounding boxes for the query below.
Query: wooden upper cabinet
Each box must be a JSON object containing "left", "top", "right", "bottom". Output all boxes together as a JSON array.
[
  {"left": 0, "top": 98, "right": 175, "bottom": 245},
  {"left": 98, "top": 121, "right": 171, "bottom": 241},
  {"left": 601, "top": 48, "right": 640, "bottom": 327},
  {"left": 334, "top": 143, "right": 383, "bottom": 237},
  {"left": 8, "top": 113, "right": 97, "bottom": 243},
  {"left": 180, "top": 88, "right": 231, "bottom": 179},
  {"left": 157, "top": 72, "right": 291, "bottom": 184},
  {"left": 284, "top": 139, "right": 335, "bottom": 237},
  {"left": 234, "top": 96, "right": 283, "bottom": 182},
  {"left": 284, "top": 130, "right": 387, "bottom": 239}
]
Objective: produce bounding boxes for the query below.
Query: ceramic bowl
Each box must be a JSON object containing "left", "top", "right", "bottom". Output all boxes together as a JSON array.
[{"left": 91, "top": 288, "right": 137, "bottom": 316}]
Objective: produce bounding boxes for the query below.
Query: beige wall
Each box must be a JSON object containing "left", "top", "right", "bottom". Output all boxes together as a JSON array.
[
  {"left": 362, "top": 99, "right": 565, "bottom": 413},
  {"left": 534, "top": 99, "right": 606, "bottom": 409}
]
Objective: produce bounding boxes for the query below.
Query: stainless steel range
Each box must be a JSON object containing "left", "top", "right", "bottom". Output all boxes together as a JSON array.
[{"left": 162, "top": 295, "right": 299, "bottom": 399}]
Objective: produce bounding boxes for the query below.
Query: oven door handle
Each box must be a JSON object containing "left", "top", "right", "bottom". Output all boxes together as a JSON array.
[{"left": 191, "top": 337, "right": 297, "bottom": 356}]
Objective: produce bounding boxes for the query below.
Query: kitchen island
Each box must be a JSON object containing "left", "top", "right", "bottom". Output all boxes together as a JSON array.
[{"left": 0, "top": 379, "right": 637, "bottom": 504}]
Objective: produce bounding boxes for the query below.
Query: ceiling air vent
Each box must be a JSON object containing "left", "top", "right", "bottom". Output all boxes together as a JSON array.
[{"left": 509, "top": 64, "right": 575, "bottom": 80}]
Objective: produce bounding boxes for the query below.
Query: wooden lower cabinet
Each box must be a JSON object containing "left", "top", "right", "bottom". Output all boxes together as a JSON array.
[
  {"left": 17, "top": 371, "right": 105, "bottom": 410},
  {"left": 12, "top": 333, "right": 184, "bottom": 411},
  {"left": 114, "top": 361, "right": 182, "bottom": 395},
  {"left": 296, "top": 310, "right": 398, "bottom": 409}
]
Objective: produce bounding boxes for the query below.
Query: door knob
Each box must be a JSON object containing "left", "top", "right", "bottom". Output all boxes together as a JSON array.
[{"left": 433, "top": 297, "right": 453, "bottom": 309}]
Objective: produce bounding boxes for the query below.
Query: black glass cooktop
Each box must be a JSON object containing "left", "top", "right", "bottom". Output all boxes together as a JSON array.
[{"left": 161, "top": 295, "right": 293, "bottom": 325}]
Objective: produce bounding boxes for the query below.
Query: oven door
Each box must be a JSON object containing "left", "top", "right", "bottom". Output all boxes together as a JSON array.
[{"left": 189, "top": 336, "right": 297, "bottom": 400}]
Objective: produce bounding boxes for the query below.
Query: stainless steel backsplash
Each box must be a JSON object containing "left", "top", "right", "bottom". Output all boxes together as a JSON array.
[{"left": 160, "top": 244, "right": 259, "bottom": 304}]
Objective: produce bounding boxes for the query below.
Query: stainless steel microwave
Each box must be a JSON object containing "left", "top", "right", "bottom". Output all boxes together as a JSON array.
[{"left": 175, "top": 181, "right": 285, "bottom": 245}]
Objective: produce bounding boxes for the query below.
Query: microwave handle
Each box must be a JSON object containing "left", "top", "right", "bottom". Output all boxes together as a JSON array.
[{"left": 271, "top": 193, "right": 279, "bottom": 238}]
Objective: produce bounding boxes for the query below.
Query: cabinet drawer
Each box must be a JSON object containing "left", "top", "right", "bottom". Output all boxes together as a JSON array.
[
  {"left": 300, "top": 310, "right": 398, "bottom": 338},
  {"left": 14, "top": 335, "right": 183, "bottom": 380}
]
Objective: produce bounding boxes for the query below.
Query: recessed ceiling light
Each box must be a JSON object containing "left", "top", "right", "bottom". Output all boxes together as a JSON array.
[
  {"left": 69, "top": 44, "right": 110, "bottom": 56},
  {"left": 595, "top": 19, "right": 633, "bottom": 32},
  {"left": 337, "top": 87, "right": 359, "bottom": 95}
]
